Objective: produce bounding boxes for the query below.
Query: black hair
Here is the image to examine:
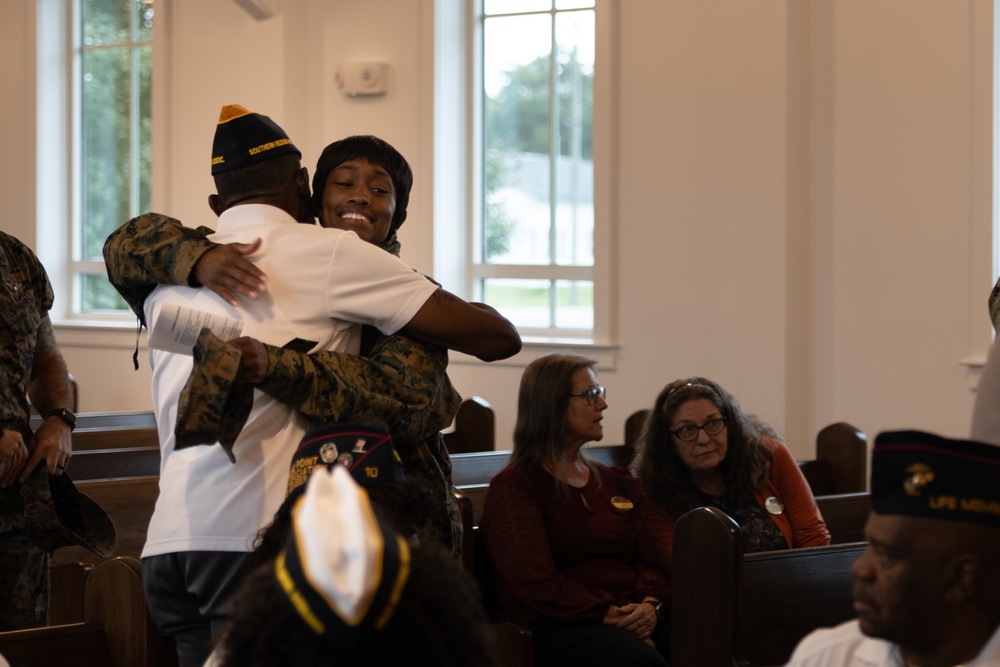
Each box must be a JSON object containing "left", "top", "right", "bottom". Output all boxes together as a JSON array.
[{"left": 311, "top": 135, "right": 413, "bottom": 232}]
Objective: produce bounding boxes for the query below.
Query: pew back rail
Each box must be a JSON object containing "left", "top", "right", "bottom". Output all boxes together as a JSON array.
[{"left": 671, "top": 506, "right": 866, "bottom": 667}]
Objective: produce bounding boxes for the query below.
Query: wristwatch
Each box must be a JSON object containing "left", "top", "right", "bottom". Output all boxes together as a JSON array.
[
  {"left": 645, "top": 600, "right": 664, "bottom": 621},
  {"left": 44, "top": 408, "right": 76, "bottom": 431}
]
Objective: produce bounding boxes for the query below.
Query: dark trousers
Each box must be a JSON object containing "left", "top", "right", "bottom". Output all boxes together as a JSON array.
[
  {"left": 142, "top": 551, "right": 248, "bottom": 667},
  {"left": 529, "top": 619, "right": 671, "bottom": 667},
  {"left": 0, "top": 530, "right": 48, "bottom": 630}
]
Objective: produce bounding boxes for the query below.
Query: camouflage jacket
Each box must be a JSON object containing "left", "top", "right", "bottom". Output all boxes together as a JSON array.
[
  {"left": 103, "top": 213, "right": 464, "bottom": 554},
  {"left": 0, "top": 233, "right": 54, "bottom": 532}
]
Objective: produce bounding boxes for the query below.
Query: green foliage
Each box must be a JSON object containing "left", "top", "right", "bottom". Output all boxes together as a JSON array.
[
  {"left": 485, "top": 51, "right": 593, "bottom": 158},
  {"left": 483, "top": 50, "right": 593, "bottom": 261}
]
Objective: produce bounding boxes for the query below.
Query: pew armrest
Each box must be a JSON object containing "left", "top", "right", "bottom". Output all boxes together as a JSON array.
[
  {"left": 671, "top": 506, "right": 743, "bottom": 667},
  {"left": 443, "top": 396, "right": 496, "bottom": 454},
  {"left": 815, "top": 422, "right": 868, "bottom": 494}
]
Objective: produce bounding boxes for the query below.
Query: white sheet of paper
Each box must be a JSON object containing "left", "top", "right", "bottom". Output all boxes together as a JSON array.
[{"left": 148, "top": 303, "right": 244, "bottom": 355}]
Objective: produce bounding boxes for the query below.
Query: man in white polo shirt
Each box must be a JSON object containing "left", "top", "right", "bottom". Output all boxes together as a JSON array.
[{"left": 135, "top": 105, "right": 519, "bottom": 667}]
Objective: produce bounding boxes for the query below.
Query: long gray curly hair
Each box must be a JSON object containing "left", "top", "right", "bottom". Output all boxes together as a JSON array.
[{"left": 630, "top": 377, "right": 777, "bottom": 517}]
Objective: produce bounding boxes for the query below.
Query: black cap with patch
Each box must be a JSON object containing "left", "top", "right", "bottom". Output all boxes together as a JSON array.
[
  {"left": 286, "top": 421, "right": 405, "bottom": 497},
  {"left": 211, "top": 104, "right": 301, "bottom": 175},
  {"left": 872, "top": 430, "right": 1000, "bottom": 528}
]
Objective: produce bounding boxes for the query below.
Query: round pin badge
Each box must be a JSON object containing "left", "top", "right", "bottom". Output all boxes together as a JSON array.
[
  {"left": 764, "top": 496, "right": 784, "bottom": 515},
  {"left": 319, "top": 442, "right": 339, "bottom": 463},
  {"left": 611, "top": 496, "right": 634, "bottom": 510}
]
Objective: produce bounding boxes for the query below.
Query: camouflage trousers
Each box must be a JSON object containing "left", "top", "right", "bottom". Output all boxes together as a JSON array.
[{"left": 0, "top": 529, "right": 49, "bottom": 630}]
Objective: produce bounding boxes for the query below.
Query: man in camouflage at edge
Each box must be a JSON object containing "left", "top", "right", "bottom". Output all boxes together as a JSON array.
[
  {"left": 0, "top": 231, "right": 76, "bottom": 629},
  {"left": 104, "top": 136, "right": 466, "bottom": 556}
]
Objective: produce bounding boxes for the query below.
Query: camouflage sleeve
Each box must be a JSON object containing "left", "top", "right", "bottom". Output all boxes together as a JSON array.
[
  {"left": 258, "top": 333, "right": 462, "bottom": 439},
  {"left": 103, "top": 212, "right": 218, "bottom": 323}
]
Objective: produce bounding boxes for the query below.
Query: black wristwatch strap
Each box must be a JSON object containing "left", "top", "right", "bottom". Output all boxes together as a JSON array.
[{"left": 43, "top": 408, "right": 76, "bottom": 431}]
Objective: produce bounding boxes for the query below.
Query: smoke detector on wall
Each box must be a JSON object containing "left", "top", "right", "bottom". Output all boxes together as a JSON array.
[{"left": 336, "top": 63, "right": 389, "bottom": 97}]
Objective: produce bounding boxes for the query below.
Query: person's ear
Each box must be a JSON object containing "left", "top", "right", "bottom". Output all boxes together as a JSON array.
[
  {"left": 208, "top": 194, "right": 223, "bottom": 216},
  {"left": 943, "top": 553, "right": 977, "bottom": 604}
]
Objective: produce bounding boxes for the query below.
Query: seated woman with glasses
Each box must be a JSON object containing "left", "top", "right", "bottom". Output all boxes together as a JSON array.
[
  {"left": 630, "top": 377, "right": 829, "bottom": 571},
  {"left": 479, "top": 354, "right": 670, "bottom": 667}
]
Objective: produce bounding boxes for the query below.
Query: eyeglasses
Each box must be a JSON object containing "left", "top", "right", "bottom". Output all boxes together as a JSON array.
[
  {"left": 569, "top": 386, "right": 606, "bottom": 406},
  {"left": 671, "top": 417, "right": 727, "bottom": 442}
]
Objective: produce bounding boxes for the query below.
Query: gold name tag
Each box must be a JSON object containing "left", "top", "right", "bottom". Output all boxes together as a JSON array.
[{"left": 611, "top": 496, "right": 634, "bottom": 510}]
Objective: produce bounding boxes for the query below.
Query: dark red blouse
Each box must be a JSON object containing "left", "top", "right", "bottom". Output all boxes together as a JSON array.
[{"left": 480, "top": 463, "right": 670, "bottom": 625}]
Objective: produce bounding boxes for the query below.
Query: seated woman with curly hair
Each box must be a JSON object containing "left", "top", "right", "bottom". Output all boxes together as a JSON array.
[{"left": 630, "top": 377, "right": 830, "bottom": 571}]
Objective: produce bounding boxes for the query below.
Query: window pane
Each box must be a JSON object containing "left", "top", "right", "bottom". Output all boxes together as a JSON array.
[
  {"left": 554, "top": 10, "right": 594, "bottom": 266},
  {"left": 484, "top": 0, "right": 552, "bottom": 16},
  {"left": 484, "top": 13, "right": 552, "bottom": 264},
  {"left": 554, "top": 279, "right": 593, "bottom": 329},
  {"left": 82, "top": 47, "right": 132, "bottom": 262},
  {"left": 83, "top": 0, "right": 130, "bottom": 45},
  {"left": 555, "top": 0, "right": 595, "bottom": 8},
  {"left": 81, "top": 274, "right": 129, "bottom": 312},
  {"left": 138, "top": 44, "right": 153, "bottom": 212},
  {"left": 135, "top": 1, "right": 155, "bottom": 42},
  {"left": 483, "top": 278, "right": 552, "bottom": 329},
  {"left": 76, "top": 0, "right": 151, "bottom": 315}
]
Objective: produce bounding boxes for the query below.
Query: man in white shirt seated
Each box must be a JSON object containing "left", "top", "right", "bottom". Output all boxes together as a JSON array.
[{"left": 785, "top": 430, "right": 1000, "bottom": 667}]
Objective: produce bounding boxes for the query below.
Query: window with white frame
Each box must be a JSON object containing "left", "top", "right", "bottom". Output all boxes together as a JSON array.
[
  {"left": 73, "top": 0, "right": 154, "bottom": 314},
  {"left": 472, "top": 0, "right": 600, "bottom": 340}
]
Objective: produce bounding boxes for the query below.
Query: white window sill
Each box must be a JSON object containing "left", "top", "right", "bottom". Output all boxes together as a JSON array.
[{"left": 449, "top": 339, "right": 618, "bottom": 371}]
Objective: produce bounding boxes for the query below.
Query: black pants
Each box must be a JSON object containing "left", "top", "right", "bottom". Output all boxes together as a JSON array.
[
  {"left": 142, "top": 551, "right": 248, "bottom": 667},
  {"left": 529, "top": 619, "right": 670, "bottom": 667}
]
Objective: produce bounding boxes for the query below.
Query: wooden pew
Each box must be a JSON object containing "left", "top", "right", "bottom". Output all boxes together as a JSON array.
[
  {"left": 0, "top": 557, "right": 168, "bottom": 667},
  {"left": 804, "top": 422, "right": 867, "bottom": 495},
  {"left": 49, "top": 562, "right": 92, "bottom": 625},
  {"left": 817, "top": 492, "right": 870, "bottom": 544},
  {"left": 50, "top": 411, "right": 161, "bottom": 568},
  {"left": 442, "top": 396, "right": 496, "bottom": 454},
  {"left": 671, "top": 506, "right": 865, "bottom": 667}
]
